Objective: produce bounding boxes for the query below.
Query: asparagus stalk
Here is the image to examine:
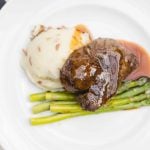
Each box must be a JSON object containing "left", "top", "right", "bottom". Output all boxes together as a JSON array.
[
  {"left": 32, "top": 102, "right": 50, "bottom": 114},
  {"left": 46, "top": 92, "right": 76, "bottom": 101},
  {"left": 117, "top": 77, "right": 148, "bottom": 94},
  {"left": 30, "top": 99, "right": 150, "bottom": 125},
  {"left": 50, "top": 104, "right": 82, "bottom": 113},
  {"left": 108, "top": 91, "right": 150, "bottom": 106},
  {"left": 30, "top": 92, "right": 76, "bottom": 102},
  {"left": 30, "top": 92, "right": 46, "bottom": 102},
  {"left": 30, "top": 113, "right": 86, "bottom": 125},
  {"left": 50, "top": 101, "right": 78, "bottom": 105},
  {"left": 112, "top": 82, "right": 150, "bottom": 100},
  {"left": 32, "top": 101, "right": 78, "bottom": 114}
]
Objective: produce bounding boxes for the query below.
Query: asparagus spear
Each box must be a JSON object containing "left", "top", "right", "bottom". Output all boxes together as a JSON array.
[
  {"left": 30, "top": 113, "right": 86, "bottom": 125},
  {"left": 30, "top": 92, "right": 76, "bottom": 102},
  {"left": 108, "top": 91, "right": 150, "bottom": 106},
  {"left": 30, "top": 92, "right": 46, "bottom": 102},
  {"left": 117, "top": 77, "right": 148, "bottom": 94},
  {"left": 112, "top": 82, "right": 150, "bottom": 100},
  {"left": 50, "top": 104, "right": 82, "bottom": 113},
  {"left": 32, "top": 102, "right": 50, "bottom": 114},
  {"left": 46, "top": 92, "right": 76, "bottom": 101},
  {"left": 50, "top": 101, "right": 78, "bottom": 105},
  {"left": 30, "top": 99, "right": 150, "bottom": 125},
  {"left": 32, "top": 101, "right": 78, "bottom": 114}
]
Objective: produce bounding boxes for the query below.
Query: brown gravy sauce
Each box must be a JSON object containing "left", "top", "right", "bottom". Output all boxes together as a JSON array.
[{"left": 118, "top": 40, "right": 150, "bottom": 80}]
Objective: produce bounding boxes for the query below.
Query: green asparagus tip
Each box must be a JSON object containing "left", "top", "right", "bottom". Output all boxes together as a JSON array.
[{"left": 117, "top": 77, "right": 149, "bottom": 95}]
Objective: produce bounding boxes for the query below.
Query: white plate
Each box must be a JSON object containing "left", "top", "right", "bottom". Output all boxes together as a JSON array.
[{"left": 0, "top": 0, "right": 150, "bottom": 150}]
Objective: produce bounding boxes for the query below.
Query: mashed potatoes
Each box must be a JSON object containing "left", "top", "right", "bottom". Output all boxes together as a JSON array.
[{"left": 22, "top": 25, "right": 92, "bottom": 90}]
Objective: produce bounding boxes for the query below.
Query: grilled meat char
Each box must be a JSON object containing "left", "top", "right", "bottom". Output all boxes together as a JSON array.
[{"left": 60, "top": 38, "right": 138, "bottom": 111}]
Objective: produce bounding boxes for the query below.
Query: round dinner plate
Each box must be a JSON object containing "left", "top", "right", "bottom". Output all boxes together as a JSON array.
[{"left": 0, "top": 0, "right": 150, "bottom": 150}]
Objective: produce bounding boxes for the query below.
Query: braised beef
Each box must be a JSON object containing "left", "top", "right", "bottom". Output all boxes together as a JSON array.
[{"left": 60, "top": 38, "right": 138, "bottom": 111}]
